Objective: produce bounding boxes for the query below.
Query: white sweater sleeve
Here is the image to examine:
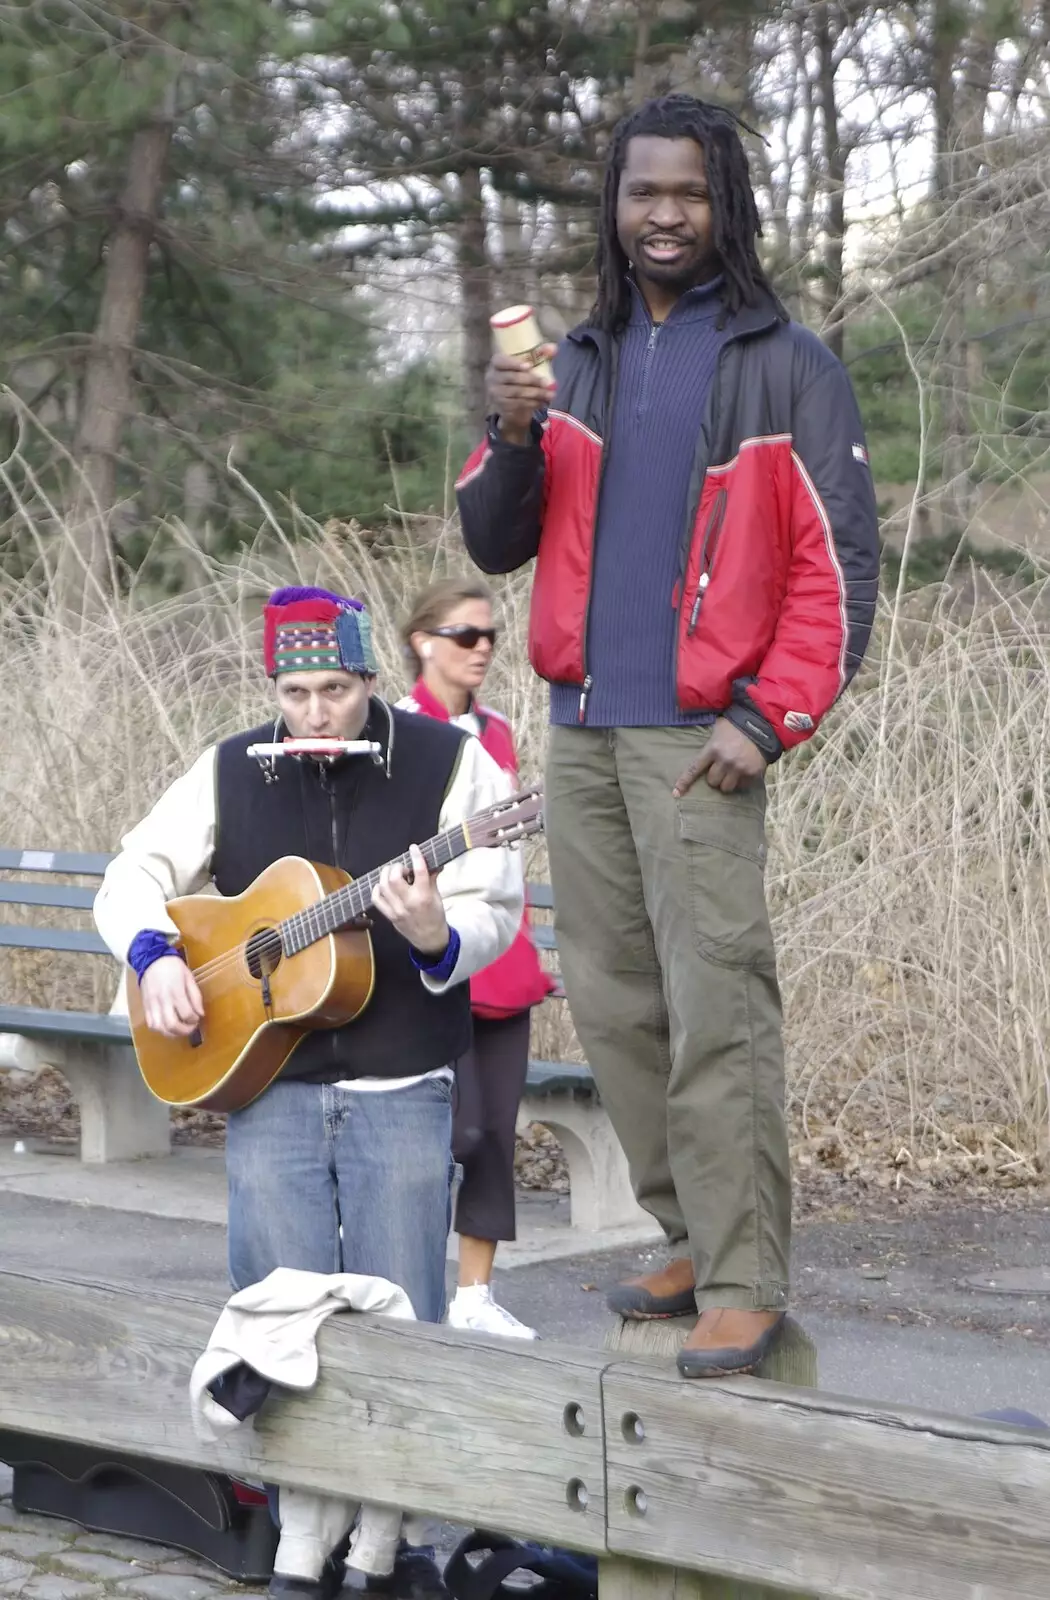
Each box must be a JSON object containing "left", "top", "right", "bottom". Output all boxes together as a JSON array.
[
  {"left": 93, "top": 747, "right": 219, "bottom": 962},
  {"left": 423, "top": 735, "right": 525, "bottom": 994}
]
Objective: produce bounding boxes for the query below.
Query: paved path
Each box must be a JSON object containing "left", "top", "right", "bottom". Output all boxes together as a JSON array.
[{"left": 0, "top": 1146, "right": 659, "bottom": 1269}]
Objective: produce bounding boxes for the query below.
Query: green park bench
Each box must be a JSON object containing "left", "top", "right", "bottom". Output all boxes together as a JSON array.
[{"left": 0, "top": 850, "right": 642, "bottom": 1231}]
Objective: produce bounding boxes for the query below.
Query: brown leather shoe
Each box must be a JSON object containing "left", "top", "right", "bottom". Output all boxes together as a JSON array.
[
  {"left": 676, "top": 1308, "right": 786, "bottom": 1378},
  {"left": 606, "top": 1256, "right": 696, "bottom": 1319}
]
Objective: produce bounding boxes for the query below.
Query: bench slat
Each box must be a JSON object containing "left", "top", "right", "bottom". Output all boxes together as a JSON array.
[
  {"left": 525, "top": 1059, "right": 595, "bottom": 1096},
  {"left": 0, "top": 925, "right": 111, "bottom": 955},
  {"left": 0, "top": 849, "right": 112, "bottom": 876},
  {"left": 0, "top": 1020, "right": 586, "bottom": 1085},
  {"left": 0, "top": 884, "right": 98, "bottom": 911},
  {"left": 0, "top": 849, "right": 554, "bottom": 915},
  {"left": 0, "top": 1019, "right": 583, "bottom": 1084},
  {"left": 0, "top": 1005, "right": 131, "bottom": 1043},
  {"left": 0, "top": 849, "right": 574, "bottom": 1035},
  {"left": 0, "top": 921, "right": 559, "bottom": 974}
]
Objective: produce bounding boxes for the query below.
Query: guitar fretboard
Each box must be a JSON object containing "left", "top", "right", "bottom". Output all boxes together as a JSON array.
[{"left": 279, "top": 825, "right": 469, "bottom": 955}]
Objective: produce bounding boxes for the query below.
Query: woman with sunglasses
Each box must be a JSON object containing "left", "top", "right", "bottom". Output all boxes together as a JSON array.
[{"left": 398, "top": 577, "right": 554, "bottom": 1339}]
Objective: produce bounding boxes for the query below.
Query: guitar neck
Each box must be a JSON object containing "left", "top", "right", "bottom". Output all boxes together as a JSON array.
[{"left": 280, "top": 824, "right": 470, "bottom": 955}]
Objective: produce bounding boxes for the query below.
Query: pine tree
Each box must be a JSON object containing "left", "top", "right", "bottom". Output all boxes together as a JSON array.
[
  {"left": 284, "top": 0, "right": 766, "bottom": 431},
  {"left": 0, "top": 1, "right": 453, "bottom": 599}
]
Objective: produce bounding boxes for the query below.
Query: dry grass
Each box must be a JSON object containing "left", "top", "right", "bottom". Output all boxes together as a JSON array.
[
  {"left": 2, "top": 465, "right": 1050, "bottom": 1185},
  {"left": 777, "top": 574, "right": 1050, "bottom": 1187}
]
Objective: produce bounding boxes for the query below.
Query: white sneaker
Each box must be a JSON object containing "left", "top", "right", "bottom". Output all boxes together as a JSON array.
[{"left": 447, "top": 1284, "right": 538, "bottom": 1339}]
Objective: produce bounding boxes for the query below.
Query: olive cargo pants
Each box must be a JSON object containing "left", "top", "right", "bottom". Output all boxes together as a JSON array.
[{"left": 546, "top": 724, "right": 790, "bottom": 1311}]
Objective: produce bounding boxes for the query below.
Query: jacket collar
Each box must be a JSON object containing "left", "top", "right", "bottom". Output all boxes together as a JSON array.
[
  {"left": 410, "top": 677, "right": 452, "bottom": 722},
  {"left": 626, "top": 275, "right": 723, "bottom": 327},
  {"left": 567, "top": 285, "right": 783, "bottom": 351},
  {"left": 409, "top": 677, "right": 480, "bottom": 729}
]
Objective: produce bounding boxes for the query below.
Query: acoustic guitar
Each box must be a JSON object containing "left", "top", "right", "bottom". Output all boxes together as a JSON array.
[{"left": 127, "top": 786, "right": 544, "bottom": 1113}]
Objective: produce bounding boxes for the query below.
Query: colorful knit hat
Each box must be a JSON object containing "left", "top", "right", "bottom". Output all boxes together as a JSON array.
[{"left": 263, "top": 586, "right": 377, "bottom": 678}]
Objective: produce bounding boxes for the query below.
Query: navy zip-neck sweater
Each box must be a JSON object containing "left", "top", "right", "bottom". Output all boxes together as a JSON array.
[{"left": 549, "top": 278, "right": 728, "bottom": 728}]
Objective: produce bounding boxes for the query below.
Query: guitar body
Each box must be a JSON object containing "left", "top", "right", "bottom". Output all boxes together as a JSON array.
[{"left": 127, "top": 857, "right": 375, "bottom": 1113}]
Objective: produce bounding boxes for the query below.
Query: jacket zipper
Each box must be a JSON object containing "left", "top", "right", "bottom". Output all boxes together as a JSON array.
[
  {"left": 675, "top": 344, "right": 724, "bottom": 612},
  {"left": 315, "top": 757, "right": 362, "bottom": 1063},
  {"left": 318, "top": 764, "right": 339, "bottom": 863},
  {"left": 638, "top": 323, "right": 660, "bottom": 415},
  {"left": 576, "top": 338, "right": 621, "bottom": 725},
  {"left": 672, "top": 333, "right": 733, "bottom": 708},
  {"left": 686, "top": 487, "right": 727, "bottom": 636}
]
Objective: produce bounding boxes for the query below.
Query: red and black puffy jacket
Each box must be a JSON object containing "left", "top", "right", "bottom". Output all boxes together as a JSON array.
[{"left": 456, "top": 295, "right": 880, "bottom": 754}]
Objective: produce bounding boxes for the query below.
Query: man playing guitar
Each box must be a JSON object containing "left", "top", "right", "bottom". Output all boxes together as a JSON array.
[{"left": 94, "top": 586, "right": 523, "bottom": 1600}]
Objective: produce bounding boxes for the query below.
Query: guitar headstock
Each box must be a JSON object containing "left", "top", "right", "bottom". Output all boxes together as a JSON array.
[{"left": 468, "top": 785, "right": 545, "bottom": 849}]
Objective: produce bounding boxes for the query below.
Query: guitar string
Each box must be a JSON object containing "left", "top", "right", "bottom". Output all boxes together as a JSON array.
[
  {"left": 186, "top": 790, "right": 540, "bottom": 986},
  {"left": 181, "top": 796, "right": 540, "bottom": 990},
  {"left": 188, "top": 823, "right": 526, "bottom": 992},
  {"left": 189, "top": 832, "right": 461, "bottom": 987}
]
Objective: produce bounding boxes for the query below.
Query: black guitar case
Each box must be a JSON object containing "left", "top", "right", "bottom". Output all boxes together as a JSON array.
[{"left": 0, "top": 1429, "right": 278, "bottom": 1582}]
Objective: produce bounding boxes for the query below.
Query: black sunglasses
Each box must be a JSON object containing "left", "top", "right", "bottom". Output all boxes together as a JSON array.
[{"left": 427, "top": 625, "right": 498, "bottom": 650}]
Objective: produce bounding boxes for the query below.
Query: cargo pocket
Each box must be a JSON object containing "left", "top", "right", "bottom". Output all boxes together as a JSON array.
[{"left": 677, "top": 800, "right": 776, "bottom": 972}]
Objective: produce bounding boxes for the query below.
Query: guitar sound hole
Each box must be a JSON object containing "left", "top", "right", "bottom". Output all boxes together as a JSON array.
[{"left": 246, "top": 928, "right": 283, "bottom": 981}]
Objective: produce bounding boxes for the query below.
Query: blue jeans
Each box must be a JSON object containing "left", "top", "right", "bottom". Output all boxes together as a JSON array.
[{"left": 226, "top": 1075, "right": 454, "bottom": 1323}]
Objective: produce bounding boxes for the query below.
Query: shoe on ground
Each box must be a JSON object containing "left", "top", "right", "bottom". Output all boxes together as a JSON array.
[
  {"left": 365, "top": 1545, "right": 449, "bottom": 1600},
  {"left": 676, "top": 1308, "right": 786, "bottom": 1378},
  {"left": 269, "top": 1556, "right": 346, "bottom": 1599},
  {"left": 448, "top": 1283, "right": 538, "bottom": 1339},
  {"left": 606, "top": 1256, "right": 696, "bottom": 1320}
]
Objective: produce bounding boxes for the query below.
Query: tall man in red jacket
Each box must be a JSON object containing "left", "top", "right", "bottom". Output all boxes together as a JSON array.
[{"left": 456, "top": 94, "right": 880, "bottom": 1377}]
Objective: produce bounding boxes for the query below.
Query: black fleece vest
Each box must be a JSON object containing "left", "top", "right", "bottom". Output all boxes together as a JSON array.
[{"left": 211, "top": 704, "right": 471, "bottom": 1082}]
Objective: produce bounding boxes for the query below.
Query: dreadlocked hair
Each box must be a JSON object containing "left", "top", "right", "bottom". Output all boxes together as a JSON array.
[{"left": 590, "top": 93, "right": 784, "bottom": 335}]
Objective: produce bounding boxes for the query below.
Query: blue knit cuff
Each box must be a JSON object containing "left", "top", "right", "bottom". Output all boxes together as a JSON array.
[
  {"left": 410, "top": 927, "right": 461, "bottom": 984},
  {"left": 127, "top": 929, "right": 183, "bottom": 984}
]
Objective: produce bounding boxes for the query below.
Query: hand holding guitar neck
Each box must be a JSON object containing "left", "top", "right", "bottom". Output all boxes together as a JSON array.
[{"left": 371, "top": 842, "right": 449, "bottom": 956}]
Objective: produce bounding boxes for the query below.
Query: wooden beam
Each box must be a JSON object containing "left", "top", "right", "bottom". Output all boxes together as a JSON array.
[
  {"left": 599, "top": 1552, "right": 812, "bottom": 1600},
  {"left": 7, "top": 1271, "right": 1050, "bottom": 1599},
  {"left": 0, "top": 1272, "right": 608, "bottom": 1553},
  {"left": 604, "top": 1314, "right": 818, "bottom": 1388},
  {"left": 602, "top": 1316, "right": 818, "bottom": 1599},
  {"left": 602, "top": 1360, "right": 1050, "bottom": 1600}
]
